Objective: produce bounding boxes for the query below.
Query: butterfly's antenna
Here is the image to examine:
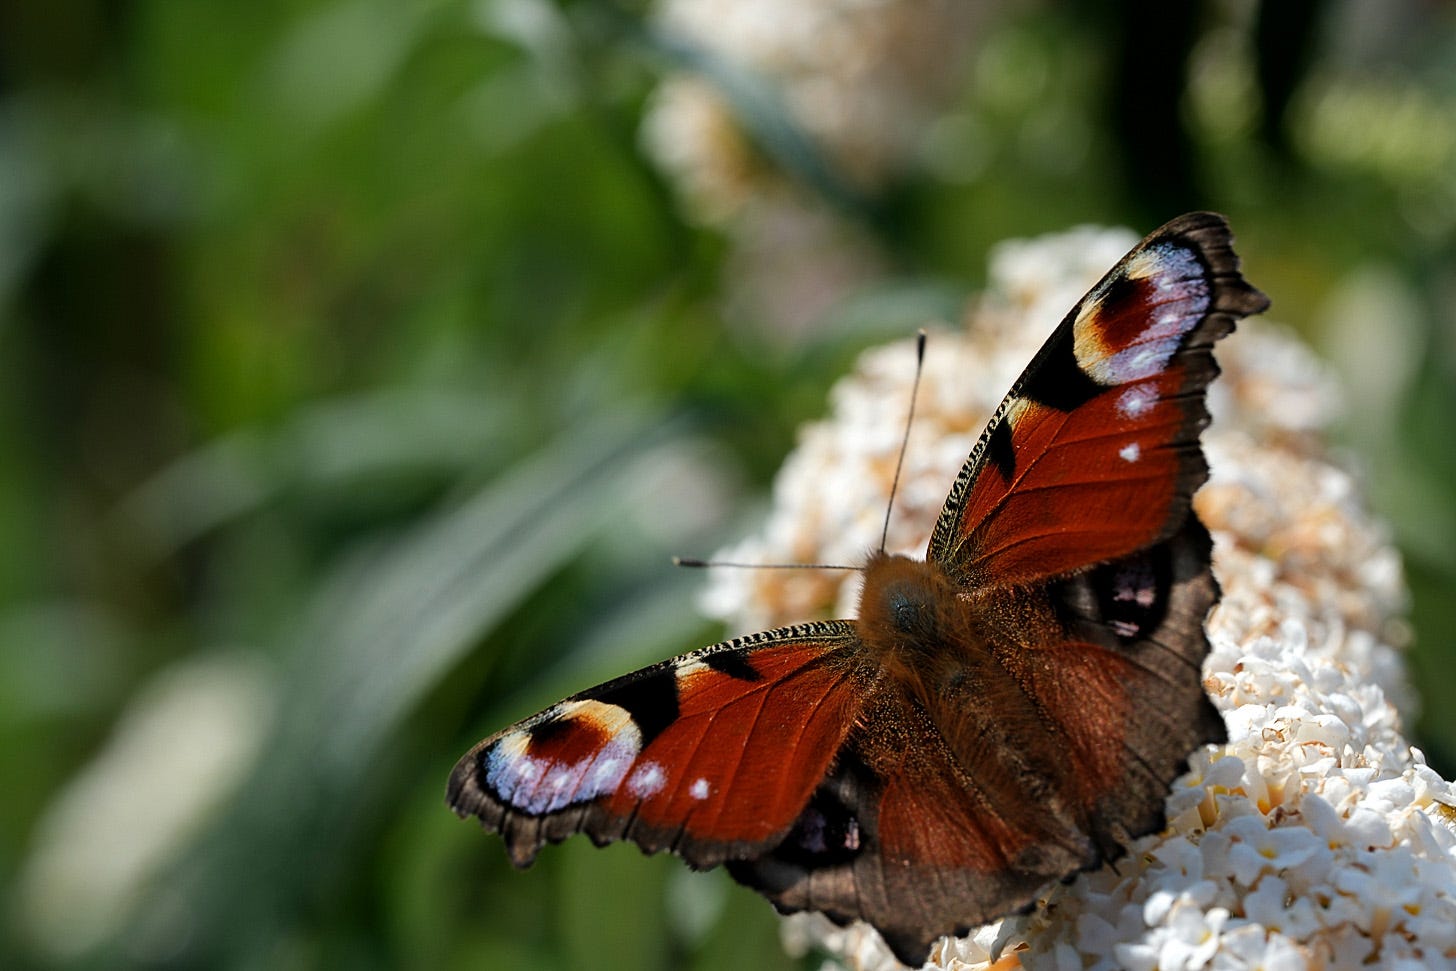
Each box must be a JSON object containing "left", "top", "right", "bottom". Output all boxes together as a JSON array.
[
  {"left": 672, "top": 557, "right": 858, "bottom": 571},
  {"left": 879, "top": 329, "right": 927, "bottom": 554},
  {"left": 674, "top": 332, "right": 926, "bottom": 573}
]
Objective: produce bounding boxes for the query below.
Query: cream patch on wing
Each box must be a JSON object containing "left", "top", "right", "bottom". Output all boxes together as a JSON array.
[
  {"left": 1001, "top": 396, "right": 1036, "bottom": 433},
  {"left": 673, "top": 657, "right": 711, "bottom": 680}
]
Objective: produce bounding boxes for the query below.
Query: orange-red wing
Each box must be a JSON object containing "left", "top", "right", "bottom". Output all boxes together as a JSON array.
[
  {"left": 726, "top": 679, "right": 1099, "bottom": 967},
  {"left": 927, "top": 212, "right": 1268, "bottom": 588},
  {"left": 447, "top": 621, "right": 868, "bottom": 868},
  {"left": 728, "top": 524, "right": 1229, "bottom": 967}
]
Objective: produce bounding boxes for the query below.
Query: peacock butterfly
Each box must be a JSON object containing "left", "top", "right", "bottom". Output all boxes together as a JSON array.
[{"left": 448, "top": 212, "right": 1269, "bottom": 966}]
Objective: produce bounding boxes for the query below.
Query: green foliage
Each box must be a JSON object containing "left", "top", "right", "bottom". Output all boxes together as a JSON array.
[{"left": 2, "top": 2, "right": 1454, "bottom": 969}]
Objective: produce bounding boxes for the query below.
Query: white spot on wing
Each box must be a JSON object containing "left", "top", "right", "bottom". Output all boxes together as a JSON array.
[
  {"left": 1120, "top": 442, "right": 1141, "bottom": 463},
  {"left": 627, "top": 761, "right": 667, "bottom": 799},
  {"left": 1118, "top": 385, "right": 1157, "bottom": 419},
  {"left": 1121, "top": 344, "right": 1167, "bottom": 379},
  {"left": 690, "top": 777, "right": 711, "bottom": 800},
  {"left": 590, "top": 756, "right": 624, "bottom": 787}
]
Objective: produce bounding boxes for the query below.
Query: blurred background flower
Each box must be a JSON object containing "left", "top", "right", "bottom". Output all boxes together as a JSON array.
[{"left": 1, "top": 1, "right": 1454, "bottom": 969}]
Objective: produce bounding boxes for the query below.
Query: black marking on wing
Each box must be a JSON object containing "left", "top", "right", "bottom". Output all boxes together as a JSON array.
[
  {"left": 524, "top": 716, "right": 574, "bottom": 747},
  {"left": 1053, "top": 544, "right": 1173, "bottom": 646},
  {"left": 703, "top": 647, "right": 764, "bottom": 681},
  {"left": 593, "top": 668, "right": 679, "bottom": 746},
  {"left": 773, "top": 788, "right": 865, "bottom": 867},
  {"left": 1018, "top": 320, "right": 1102, "bottom": 411},
  {"left": 1092, "top": 545, "right": 1174, "bottom": 643},
  {"left": 987, "top": 416, "right": 1017, "bottom": 482}
]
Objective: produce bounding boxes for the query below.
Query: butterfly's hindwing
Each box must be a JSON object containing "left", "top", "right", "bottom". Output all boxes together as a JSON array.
[
  {"left": 728, "top": 679, "right": 1101, "bottom": 967},
  {"left": 1038, "top": 519, "right": 1227, "bottom": 837}
]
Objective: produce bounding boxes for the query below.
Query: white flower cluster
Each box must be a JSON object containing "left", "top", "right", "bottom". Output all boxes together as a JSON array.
[
  {"left": 643, "top": 0, "right": 985, "bottom": 218},
  {"left": 640, "top": 0, "right": 987, "bottom": 332},
  {"left": 704, "top": 226, "right": 1456, "bottom": 969}
]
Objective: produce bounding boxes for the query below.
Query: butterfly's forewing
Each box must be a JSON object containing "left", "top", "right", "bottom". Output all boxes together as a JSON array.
[
  {"left": 448, "top": 622, "right": 869, "bottom": 868},
  {"left": 927, "top": 212, "right": 1269, "bottom": 588}
]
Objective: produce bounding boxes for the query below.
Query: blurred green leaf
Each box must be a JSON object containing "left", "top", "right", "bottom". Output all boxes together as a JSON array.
[
  {"left": 120, "top": 387, "right": 518, "bottom": 556},
  {"left": 118, "top": 409, "right": 681, "bottom": 966}
]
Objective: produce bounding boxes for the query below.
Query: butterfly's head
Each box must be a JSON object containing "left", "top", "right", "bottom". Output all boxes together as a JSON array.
[{"left": 857, "top": 551, "right": 955, "bottom": 655}]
